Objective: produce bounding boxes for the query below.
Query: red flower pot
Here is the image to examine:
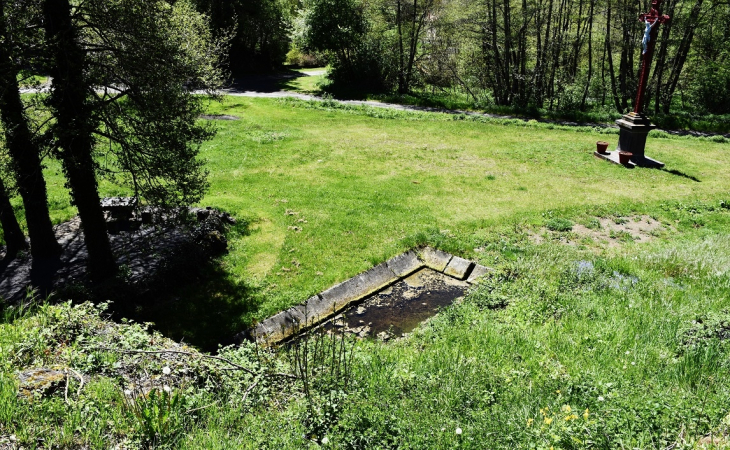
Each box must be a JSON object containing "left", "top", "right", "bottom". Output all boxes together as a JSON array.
[
  {"left": 618, "top": 151, "right": 633, "bottom": 165},
  {"left": 596, "top": 141, "right": 609, "bottom": 154}
]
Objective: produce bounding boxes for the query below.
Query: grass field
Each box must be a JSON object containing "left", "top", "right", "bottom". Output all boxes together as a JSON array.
[
  {"left": 9, "top": 96, "right": 730, "bottom": 347},
  {"left": 2, "top": 95, "right": 730, "bottom": 447}
]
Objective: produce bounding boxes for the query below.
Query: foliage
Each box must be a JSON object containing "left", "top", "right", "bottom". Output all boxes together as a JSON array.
[
  {"left": 193, "top": 0, "right": 291, "bottom": 73},
  {"left": 77, "top": 0, "right": 226, "bottom": 208},
  {"left": 545, "top": 218, "right": 574, "bottom": 232}
]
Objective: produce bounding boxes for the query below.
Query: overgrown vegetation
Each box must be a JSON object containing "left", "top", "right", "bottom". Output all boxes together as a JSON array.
[{"left": 2, "top": 200, "right": 730, "bottom": 447}]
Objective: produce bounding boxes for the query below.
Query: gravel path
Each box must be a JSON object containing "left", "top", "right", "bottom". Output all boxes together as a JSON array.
[{"left": 20, "top": 72, "right": 729, "bottom": 138}]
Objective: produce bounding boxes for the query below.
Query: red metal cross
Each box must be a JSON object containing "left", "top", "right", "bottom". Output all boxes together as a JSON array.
[{"left": 634, "top": 0, "right": 670, "bottom": 114}]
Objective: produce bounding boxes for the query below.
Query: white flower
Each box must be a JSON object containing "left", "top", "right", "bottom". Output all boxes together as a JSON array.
[
  {"left": 597, "top": 396, "right": 605, "bottom": 402},
  {"left": 455, "top": 428, "right": 463, "bottom": 435},
  {"left": 124, "top": 389, "right": 132, "bottom": 396},
  {"left": 625, "top": 351, "right": 630, "bottom": 355},
  {"left": 162, "top": 366, "right": 171, "bottom": 375},
  {"left": 321, "top": 437, "right": 329, "bottom": 445},
  {"left": 163, "top": 385, "right": 171, "bottom": 393},
  {"left": 631, "top": 361, "right": 636, "bottom": 366}
]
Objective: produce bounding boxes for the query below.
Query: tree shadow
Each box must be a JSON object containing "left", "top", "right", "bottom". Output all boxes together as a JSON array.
[
  {"left": 130, "top": 261, "right": 262, "bottom": 352},
  {"left": 227, "top": 68, "right": 310, "bottom": 94}
]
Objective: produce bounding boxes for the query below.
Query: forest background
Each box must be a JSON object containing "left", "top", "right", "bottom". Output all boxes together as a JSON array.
[{"left": 195, "top": 0, "right": 730, "bottom": 128}]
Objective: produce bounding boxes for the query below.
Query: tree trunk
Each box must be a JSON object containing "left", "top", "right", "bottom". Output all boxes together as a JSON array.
[
  {"left": 662, "top": 0, "right": 704, "bottom": 113},
  {"left": 605, "top": 3, "right": 622, "bottom": 111},
  {"left": 0, "top": 0, "right": 61, "bottom": 258},
  {"left": 43, "top": 0, "right": 117, "bottom": 281},
  {"left": 580, "top": 0, "right": 594, "bottom": 109},
  {"left": 0, "top": 178, "right": 28, "bottom": 258}
]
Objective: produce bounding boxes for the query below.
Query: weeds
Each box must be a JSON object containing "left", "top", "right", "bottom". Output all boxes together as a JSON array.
[
  {"left": 122, "top": 387, "right": 183, "bottom": 447},
  {"left": 288, "top": 324, "right": 355, "bottom": 442}
]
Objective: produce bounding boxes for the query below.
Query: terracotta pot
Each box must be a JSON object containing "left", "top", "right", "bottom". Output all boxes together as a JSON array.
[
  {"left": 596, "top": 141, "right": 609, "bottom": 154},
  {"left": 618, "top": 151, "right": 633, "bottom": 165}
]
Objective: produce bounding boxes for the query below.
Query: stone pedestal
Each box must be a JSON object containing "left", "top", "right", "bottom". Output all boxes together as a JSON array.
[{"left": 594, "top": 112, "right": 664, "bottom": 168}]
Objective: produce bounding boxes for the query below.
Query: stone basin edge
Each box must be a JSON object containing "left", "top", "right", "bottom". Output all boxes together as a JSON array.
[{"left": 232, "top": 247, "right": 491, "bottom": 346}]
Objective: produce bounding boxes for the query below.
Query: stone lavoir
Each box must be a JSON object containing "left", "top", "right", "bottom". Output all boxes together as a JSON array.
[{"left": 235, "top": 247, "right": 490, "bottom": 345}]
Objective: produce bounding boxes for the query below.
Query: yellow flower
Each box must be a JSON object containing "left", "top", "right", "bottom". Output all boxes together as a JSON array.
[
  {"left": 544, "top": 417, "right": 553, "bottom": 425},
  {"left": 565, "top": 413, "right": 579, "bottom": 421},
  {"left": 561, "top": 404, "right": 572, "bottom": 413},
  {"left": 583, "top": 409, "right": 590, "bottom": 419},
  {"left": 527, "top": 418, "right": 534, "bottom": 427}
]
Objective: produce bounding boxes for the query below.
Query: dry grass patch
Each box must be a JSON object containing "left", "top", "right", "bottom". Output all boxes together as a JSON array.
[{"left": 531, "top": 215, "right": 672, "bottom": 249}]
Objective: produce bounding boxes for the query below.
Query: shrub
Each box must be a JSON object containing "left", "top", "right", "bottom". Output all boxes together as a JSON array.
[{"left": 546, "top": 218, "right": 574, "bottom": 232}]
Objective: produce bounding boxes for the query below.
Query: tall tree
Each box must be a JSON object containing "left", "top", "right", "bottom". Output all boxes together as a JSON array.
[
  {"left": 42, "top": 0, "right": 224, "bottom": 281},
  {"left": 0, "top": 176, "right": 27, "bottom": 258},
  {"left": 0, "top": 0, "right": 61, "bottom": 258},
  {"left": 43, "top": 0, "right": 117, "bottom": 280}
]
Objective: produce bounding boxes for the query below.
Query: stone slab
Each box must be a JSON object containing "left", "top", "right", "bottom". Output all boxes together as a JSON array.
[
  {"left": 256, "top": 305, "right": 309, "bottom": 344},
  {"left": 386, "top": 250, "right": 424, "bottom": 277},
  {"left": 419, "top": 247, "right": 452, "bottom": 272},
  {"left": 466, "top": 264, "right": 491, "bottom": 284},
  {"left": 443, "top": 256, "right": 474, "bottom": 280},
  {"left": 594, "top": 151, "right": 664, "bottom": 168},
  {"left": 320, "top": 262, "right": 398, "bottom": 313}
]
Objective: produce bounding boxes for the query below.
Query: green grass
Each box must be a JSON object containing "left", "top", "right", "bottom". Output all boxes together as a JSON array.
[
  {"left": 277, "top": 68, "right": 327, "bottom": 94},
  {"left": 7, "top": 95, "right": 729, "bottom": 347},
  {"left": 2, "top": 97, "right": 730, "bottom": 447},
  {"left": 2, "top": 204, "right": 730, "bottom": 448}
]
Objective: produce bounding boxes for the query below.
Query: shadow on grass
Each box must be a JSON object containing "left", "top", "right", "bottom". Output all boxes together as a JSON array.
[
  {"left": 660, "top": 168, "right": 701, "bottom": 182},
  {"left": 134, "top": 262, "right": 261, "bottom": 352},
  {"left": 229, "top": 69, "right": 311, "bottom": 94}
]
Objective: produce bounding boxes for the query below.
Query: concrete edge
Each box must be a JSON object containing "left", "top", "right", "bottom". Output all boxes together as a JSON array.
[
  {"left": 444, "top": 256, "right": 475, "bottom": 280},
  {"left": 418, "top": 247, "right": 453, "bottom": 272}
]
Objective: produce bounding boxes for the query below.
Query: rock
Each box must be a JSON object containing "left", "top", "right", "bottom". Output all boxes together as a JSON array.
[
  {"left": 444, "top": 256, "right": 474, "bottom": 280},
  {"left": 17, "top": 368, "right": 66, "bottom": 399},
  {"left": 376, "top": 331, "right": 392, "bottom": 342},
  {"left": 203, "top": 230, "right": 227, "bottom": 254}
]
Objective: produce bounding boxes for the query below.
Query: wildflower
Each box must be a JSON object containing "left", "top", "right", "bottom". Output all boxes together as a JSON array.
[
  {"left": 631, "top": 361, "right": 636, "bottom": 366},
  {"left": 321, "top": 437, "right": 329, "bottom": 445},
  {"left": 163, "top": 385, "right": 171, "bottom": 393},
  {"left": 565, "top": 414, "right": 578, "bottom": 421},
  {"left": 597, "top": 396, "right": 605, "bottom": 402},
  {"left": 561, "top": 405, "right": 571, "bottom": 413},
  {"left": 583, "top": 409, "right": 590, "bottom": 419},
  {"left": 527, "top": 418, "right": 534, "bottom": 427},
  {"left": 455, "top": 428, "right": 463, "bottom": 435},
  {"left": 162, "top": 366, "right": 171, "bottom": 375},
  {"left": 623, "top": 365, "right": 627, "bottom": 369},
  {"left": 124, "top": 389, "right": 132, "bottom": 396},
  {"left": 544, "top": 417, "right": 553, "bottom": 425},
  {"left": 625, "top": 351, "right": 630, "bottom": 355}
]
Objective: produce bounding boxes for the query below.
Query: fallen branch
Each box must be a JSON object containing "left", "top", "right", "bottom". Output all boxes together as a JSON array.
[
  {"left": 89, "top": 346, "right": 297, "bottom": 379},
  {"left": 242, "top": 380, "right": 259, "bottom": 403},
  {"left": 64, "top": 371, "right": 70, "bottom": 405},
  {"left": 70, "top": 368, "right": 84, "bottom": 397},
  {"left": 185, "top": 400, "right": 219, "bottom": 414}
]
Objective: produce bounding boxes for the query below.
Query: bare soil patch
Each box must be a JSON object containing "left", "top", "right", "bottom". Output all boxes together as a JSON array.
[{"left": 531, "top": 215, "right": 670, "bottom": 248}]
